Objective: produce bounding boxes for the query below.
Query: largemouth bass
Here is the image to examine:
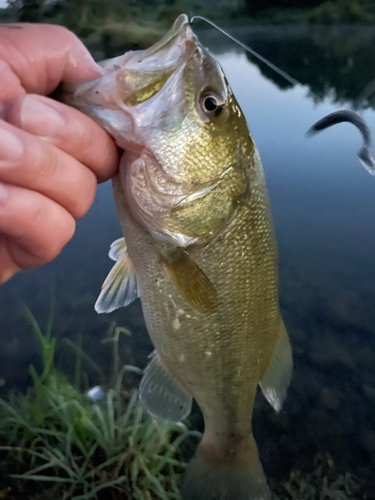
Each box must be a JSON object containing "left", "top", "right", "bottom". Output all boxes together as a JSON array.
[{"left": 60, "top": 14, "right": 293, "bottom": 500}]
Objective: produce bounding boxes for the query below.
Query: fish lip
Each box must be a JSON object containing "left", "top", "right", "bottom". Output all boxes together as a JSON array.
[
  {"left": 139, "top": 14, "right": 191, "bottom": 58},
  {"left": 120, "top": 14, "right": 198, "bottom": 72},
  {"left": 135, "top": 14, "right": 195, "bottom": 65}
]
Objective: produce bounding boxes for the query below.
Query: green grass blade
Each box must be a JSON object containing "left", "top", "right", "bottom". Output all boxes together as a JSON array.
[
  {"left": 10, "top": 474, "right": 75, "bottom": 483},
  {"left": 63, "top": 338, "right": 103, "bottom": 378},
  {"left": 45, "top": 283, "right": 55, "bottom": 340},
  {"left": 71, "top": 476, "right": 127, "bottom": 500}
]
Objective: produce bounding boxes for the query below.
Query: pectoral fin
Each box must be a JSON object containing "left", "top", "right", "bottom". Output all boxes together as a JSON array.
[
  {"left": 259, "top": 321, "right": 293, "bottom": 412},
  {"left": 161, "top": 251, "right": 218, "bottom": 313},
  {"left": 139, "top": 352, "right": 192, "bottom": 422},
  {"left": 95, "top": 238, "right": 138, "bottom": 314},
  {"left": 108, "top": 237, "right": 127, "bottom": 262}
]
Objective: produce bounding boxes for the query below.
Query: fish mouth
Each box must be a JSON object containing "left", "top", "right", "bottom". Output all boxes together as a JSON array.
[
  {"left": 58, "top": 13, "right": 225, "bottom": 162},
  {"left": 127, "top": 14, "right": 196, "bottom": 70},
  {"left": 58, "top": 14, "right": 202, "bottom": 150},
  {"left": 93, "top": 14, "right": 197, "bottom": 75}
]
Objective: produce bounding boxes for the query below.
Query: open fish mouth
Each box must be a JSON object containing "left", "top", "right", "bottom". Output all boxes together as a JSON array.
[
  {"left": 57, "top": 14, "right": 204, "bottom": 152},
  {"left": 103, "top": 13, "right": 197, "bottom": 72},
  {"left": 60, "top": 14, "right": 197, "bottom": 106}
]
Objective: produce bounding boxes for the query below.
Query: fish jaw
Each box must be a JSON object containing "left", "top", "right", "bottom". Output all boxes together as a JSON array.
[{"left": 58, "top": 14, "right": 197, "bottom": 153}]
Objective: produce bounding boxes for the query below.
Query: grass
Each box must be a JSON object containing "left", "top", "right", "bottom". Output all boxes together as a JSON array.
[
  {"left": 0, "top": 303, "right": 367, "bottom": 499},
  {"left": 0, "top": 305, "right": 200, "bottom": 500}
]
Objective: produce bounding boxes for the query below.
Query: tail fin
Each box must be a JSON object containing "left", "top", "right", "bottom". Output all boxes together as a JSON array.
[{"left": 180, "top": 434, "right": 271, "bottom": 500}]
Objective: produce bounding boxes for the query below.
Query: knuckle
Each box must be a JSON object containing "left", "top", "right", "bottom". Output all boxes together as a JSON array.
[
  {"left": 0, "top": 124, "right": 24, "bottom": 164},
  {"left": 32, "top": 140, "right": 56, "bottom": 175},
  {"left": 77, "top": 120, "right": 106, "bottom": 160},
  {"left": 74, "top": 120, "right": 117, "bottom": 177},
  {"left": 0, "top": 237, "right": 20, "bottom": 284},
  {"left": 0, "top": 266, "right": 17, "bottom": 284},
  {"left": 32, "top": 205, "right": 75, "bottom": 263},
  {"left": 71, "top": 172, "right": 97, "bottom": 219},
  {"left": 21, "top": 137, "right": 95, "bottom": 220},
  {"left": 56, "top": 217, "right": 76, "bottom": 254},
  {"left": 41, "top": 224, "right": 75, "bottom": 263}
]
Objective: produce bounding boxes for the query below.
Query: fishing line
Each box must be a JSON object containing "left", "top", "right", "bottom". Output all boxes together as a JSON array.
[
  {"left": 191, "top": 15, "right": 369, "bottom": 111},
  {"left": 190, "top": 15, "right": 300, "bottom": 87},
  {"left": 353, "top": 77, "right": 375, "bottom": 111},
  {"left": 190, "top": 15, "right": 375, "bottom": 173}
]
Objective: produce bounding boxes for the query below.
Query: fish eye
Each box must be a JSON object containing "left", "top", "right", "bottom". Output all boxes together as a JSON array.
[{"left": 200, "top": 91, "right": 223, "bottom": 117}]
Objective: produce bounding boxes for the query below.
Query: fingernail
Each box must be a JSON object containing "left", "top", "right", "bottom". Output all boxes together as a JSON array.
[
  {"left": 20, "top": 95, "right": 65, "bottom": 138},
  {"left": 0, "top": 128, "right": 24, "bottom": 161},
  {"left": 0, "top": 182, "right": 8, "bottom": 202}
]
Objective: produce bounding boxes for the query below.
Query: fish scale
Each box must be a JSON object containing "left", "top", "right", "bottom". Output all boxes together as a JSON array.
[
  {"left": 59, "top": 14, "right": 293, "bottom": 500},
  {"left": 114, "top": 148, "right": 280, "bottom": 457}
]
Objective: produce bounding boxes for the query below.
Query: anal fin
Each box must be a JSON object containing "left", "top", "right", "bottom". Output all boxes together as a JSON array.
[
  {"left": 139, "top": 352, "right": 192, "bottom": 422},
  {"left": 259, "top": 320, "right": 293, "bottom": 412}
]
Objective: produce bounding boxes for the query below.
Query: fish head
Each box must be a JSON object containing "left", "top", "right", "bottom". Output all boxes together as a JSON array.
[{"left": 60, "top": 14, "right": 254, "bottom": 247}]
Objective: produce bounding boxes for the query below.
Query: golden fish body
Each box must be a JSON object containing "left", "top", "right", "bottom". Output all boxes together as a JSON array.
[
  {"left": 59, "top": 14, "right": 292, "bottom": 500},
  {"left": 114, "top": 149, "right": 280, "bottom": 427}
]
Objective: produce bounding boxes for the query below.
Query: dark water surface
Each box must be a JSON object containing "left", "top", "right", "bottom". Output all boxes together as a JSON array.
[{"left": 1, "top": 25, "right": 375, "bottom": 493}]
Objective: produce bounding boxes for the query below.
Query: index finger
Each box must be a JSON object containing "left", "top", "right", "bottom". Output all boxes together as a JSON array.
[{"left": 0, "top": 23, "right": 104, "bottom": 101}]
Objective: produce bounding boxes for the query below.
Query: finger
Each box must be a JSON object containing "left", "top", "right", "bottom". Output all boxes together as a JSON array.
[
  {"left": 0, "top": 119, "right": 97, "bottom": 219},
  {"left": 0, "top": 59, "right": 25, "bottom": 104},
  {"left": 7, "top": 94, "right": 119, "bottom": 182},
  {"left": 0, "top": 182, "right": 75, "bottom": 283},
  {"left": 0, "top": 24, "right": 104, "bottom": 101},
  {"left": 0, "top": 233, "right": 21, "bottom": 283}
]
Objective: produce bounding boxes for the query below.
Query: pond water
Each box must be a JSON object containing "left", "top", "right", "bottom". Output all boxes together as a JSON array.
[{"left": 1, "top": 24, "right": 375, "bottom": 494}]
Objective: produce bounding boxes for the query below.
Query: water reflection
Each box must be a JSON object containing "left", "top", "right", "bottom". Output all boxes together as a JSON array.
[
  {"left": 1, "top": 25, "right": 375, "bottom": 494},
  {"left": 201, "top": 25, "right": 375, "bottom": 108}
]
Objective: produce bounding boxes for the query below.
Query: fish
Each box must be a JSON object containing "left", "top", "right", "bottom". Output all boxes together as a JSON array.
[{"left": 58, "top": 14, "right": 293, "bottom": 500}]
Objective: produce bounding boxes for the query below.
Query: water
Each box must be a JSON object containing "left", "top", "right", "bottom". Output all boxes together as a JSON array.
[{"left": 1, "top": 24, "right": 375, "bottom": 493}]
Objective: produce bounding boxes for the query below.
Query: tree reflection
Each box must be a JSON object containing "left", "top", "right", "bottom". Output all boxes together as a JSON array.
[{"left": 242, "top": 26, "right": 375, "bottom": 109}]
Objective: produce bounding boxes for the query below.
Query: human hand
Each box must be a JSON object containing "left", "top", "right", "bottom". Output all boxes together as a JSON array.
[{"left": 0, "top": 24, "right": 119, "bottom": 284}]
